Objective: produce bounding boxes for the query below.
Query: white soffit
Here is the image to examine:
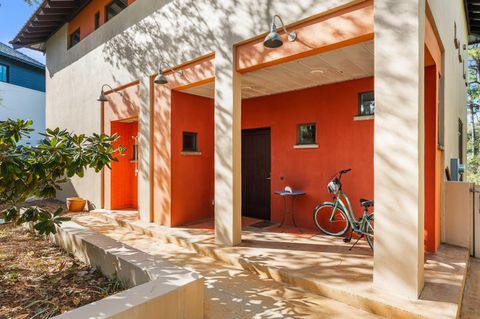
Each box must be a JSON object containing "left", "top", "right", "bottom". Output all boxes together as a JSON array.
[{"left": 181, "top": 40, "right": 374, "bottom": 99}]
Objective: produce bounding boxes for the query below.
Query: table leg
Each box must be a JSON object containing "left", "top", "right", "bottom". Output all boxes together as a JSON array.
[
  {"left": 280, "top": 196, "right": 287, "bottom": 227},
  {"left": 291, "top": 196, "right": 298, "bottom": 228}
]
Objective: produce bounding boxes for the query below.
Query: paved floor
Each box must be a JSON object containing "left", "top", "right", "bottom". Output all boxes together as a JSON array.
[
  {"left": 461, "top": 258, "right": 480, "bottom": 319},
  {"left": 75, "top": 214, "right": 383, "bottom": 318},
  {"left": 86, "top": 210, "right": 469, "bottom": 319}
]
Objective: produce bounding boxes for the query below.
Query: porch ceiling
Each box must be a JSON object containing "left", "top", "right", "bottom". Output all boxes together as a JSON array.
[{"left": 181, "top": 41, "right": 374, "bottom": 99}]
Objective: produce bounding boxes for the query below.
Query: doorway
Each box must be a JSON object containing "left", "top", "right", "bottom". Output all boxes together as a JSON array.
[
  {"left": 242, "top": 128, "right": 271, "bottom": 220},
  {"left": 110, "top": 119, "right": 139, "bottom": 210}
]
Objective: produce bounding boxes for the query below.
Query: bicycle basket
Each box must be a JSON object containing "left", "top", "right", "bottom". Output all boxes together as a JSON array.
[{"left": 327, "top": 178, "right": 340, "bottom": 194}]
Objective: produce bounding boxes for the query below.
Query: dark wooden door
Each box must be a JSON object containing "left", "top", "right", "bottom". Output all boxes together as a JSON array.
[{"left": 242, "top": 128, "right": 271, "bottom": 220}]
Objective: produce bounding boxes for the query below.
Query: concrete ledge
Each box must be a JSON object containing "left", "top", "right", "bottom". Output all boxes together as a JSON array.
[{"left": 50, "top": 221, "right": 204, "bottom": 319}]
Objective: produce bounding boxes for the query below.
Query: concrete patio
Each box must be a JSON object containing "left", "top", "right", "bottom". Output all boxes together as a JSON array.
[{"left": 79, "top": 210, "right": 469, "bottom": 319}]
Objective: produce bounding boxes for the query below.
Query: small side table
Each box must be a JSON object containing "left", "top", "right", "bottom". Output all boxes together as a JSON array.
[{"left": 274, "top": 190, "right": 306, "bottom": 228}]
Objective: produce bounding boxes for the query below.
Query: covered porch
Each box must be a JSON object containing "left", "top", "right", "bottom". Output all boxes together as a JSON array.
[{"left": 102, "top": 0, "right": 445, "bottom": 302}]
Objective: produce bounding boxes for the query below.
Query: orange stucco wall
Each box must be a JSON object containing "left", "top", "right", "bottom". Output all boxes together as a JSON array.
[
  {"left": 423, "top": 14, "right": 443, "bottom": 253},
  {"left": 151, "top": 55, "right": 215, "bottom": 226},
  {"left": 68, "top": 0, "right": 135, "bottom": 42},
  {"left": 170, "top": 91, "right": 215, "bottom": 226},
  {"left": 111, "top": 121, "right": 138, "bottom": 209},
  {"left": 242, "top": 77, "right": 374, "bottom": 228},
  {"left": 103, "top": 82, "right": 140, "bottom": 210},
  {"left": 424, "top": 65, "right": 440, "bottom": 253}
]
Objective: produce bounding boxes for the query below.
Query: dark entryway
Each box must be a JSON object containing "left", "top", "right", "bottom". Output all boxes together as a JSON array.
[{"left": 242, "top": 128, "right": 271, "bottom": 220}]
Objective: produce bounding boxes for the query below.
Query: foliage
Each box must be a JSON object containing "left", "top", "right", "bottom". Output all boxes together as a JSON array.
[
  {"left": 467, "top": 44, "right": 480, "bottom": 183},
  {"left": 0, "top": 119, "right": 123, "bottom": 234}
]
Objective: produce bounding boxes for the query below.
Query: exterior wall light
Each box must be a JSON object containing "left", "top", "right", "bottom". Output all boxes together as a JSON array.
[
  {"left": 263, "top": 15, "right": 297, "bottom": 49},
  {"left": 154, "top": 62, "right": 184, "bottom": 85},
  {"left": 97, "top": 84, "right": 123, "bottom": 102}
]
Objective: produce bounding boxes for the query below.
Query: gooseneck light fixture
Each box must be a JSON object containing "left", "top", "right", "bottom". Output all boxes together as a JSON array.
[
  {"left": 154, "top": 62, "right": 184, "bottom": 85},
  {"left": 97, "top": 84, "right": 123, "bottom": 102},
  {"left": 263, "top": 15, "right": 297, "bottom": 49}
]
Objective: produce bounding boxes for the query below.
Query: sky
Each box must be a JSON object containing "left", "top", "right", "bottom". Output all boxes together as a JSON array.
[{"left": 0, "top": 0, "right": 45, "bottom": 64}]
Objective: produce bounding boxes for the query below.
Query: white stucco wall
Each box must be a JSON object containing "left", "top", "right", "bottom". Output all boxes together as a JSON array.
[
  {"left": 0, "top": 81, "right": 45, "bottom": 145},
  {"left": 44, "top": 0, "right": 356, "bottom": 208},
  {"left": 429, "top": 0, "right": 468, "bottom": 165}
]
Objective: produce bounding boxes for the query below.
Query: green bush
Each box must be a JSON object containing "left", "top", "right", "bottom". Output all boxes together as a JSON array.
[{"left": 0, "top": 119, "right": 123, "bottom": 234}]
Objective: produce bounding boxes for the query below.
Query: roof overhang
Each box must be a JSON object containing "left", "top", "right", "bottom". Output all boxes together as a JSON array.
[
  {"left": 465, "top": 0, "right": 480, "bottom": 44},
  {"left": 11, "top": 0, "right": 91, "bottom": 52}
]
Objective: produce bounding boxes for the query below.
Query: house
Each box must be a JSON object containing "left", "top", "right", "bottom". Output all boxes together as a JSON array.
[
  {"left": 0, "top": 42, "right": 45, "bottom": 144},
  {"left": 11, "top": 0, "right": 473, "bottom": 301}
]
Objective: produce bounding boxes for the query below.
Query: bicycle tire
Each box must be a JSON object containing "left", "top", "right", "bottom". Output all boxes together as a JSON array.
[
  {"left": 313, "top": 202, "right": 350, "bottom": 236},
  {"left": 365, "top": 213, "right": 374, "bottom": 250}
]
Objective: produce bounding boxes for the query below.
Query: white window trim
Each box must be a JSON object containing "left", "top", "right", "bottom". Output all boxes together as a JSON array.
[
  {"left": 293, "top": 144, "right": 319, "bottom": 149},
  {"left": 353, "top": 115, "right": 374, "bottom": 121},
  {"left": 181, "top": 151, "right": 202, "bottom": 156}
]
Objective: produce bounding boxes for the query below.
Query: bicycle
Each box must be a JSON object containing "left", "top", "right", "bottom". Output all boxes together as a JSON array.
[{"left": 313, "top": 169, "right": 374, "bottom": 250}]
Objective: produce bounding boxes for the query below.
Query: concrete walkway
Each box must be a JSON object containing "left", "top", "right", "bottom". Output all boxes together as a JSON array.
[
  {"left": 87, "top": 210, "right": 468, "bottom": 319},
  {"left": 461, "top": 258, "right": 480, "bottom": 319},
  {"left": 74, "top": 214, "right": 383, "bottom": 319}
]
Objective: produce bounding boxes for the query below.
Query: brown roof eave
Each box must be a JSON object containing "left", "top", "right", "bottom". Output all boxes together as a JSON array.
[{"left": 11, "top": 0, "right": 91, "bottom": 52}]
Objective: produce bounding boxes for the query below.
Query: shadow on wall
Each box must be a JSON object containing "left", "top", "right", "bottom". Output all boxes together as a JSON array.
[{"left": 55, "top": 179, "right": 80, "bottom": 203}]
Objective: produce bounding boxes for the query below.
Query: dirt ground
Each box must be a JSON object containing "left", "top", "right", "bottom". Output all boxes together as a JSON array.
[{"left": 0, "top": 202, "right": 123, "bottom": 319}]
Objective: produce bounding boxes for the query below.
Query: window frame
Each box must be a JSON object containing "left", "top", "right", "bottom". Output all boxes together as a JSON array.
[
  {"left": 182, "top": 132, "right": 198, "bottom": 152},
  {"left": 0, "top": 63, "right": 9, "bottom": 83},
  {"left": 68, "top": 28, "right": 81, "bottom": 48},
  {"left": 105, "top": 0, "right": 128, "bottom": 22},
  {"left": 296, "top": 123, "right": 317, "bottom": 145},
  {"left": 358, "top": 91, "right": 375, "bottom": 116}
]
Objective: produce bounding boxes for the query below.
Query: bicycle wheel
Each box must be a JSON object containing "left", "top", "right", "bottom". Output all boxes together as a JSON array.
[
  {"left": 313, "top": 203, "right": 350, "bottom": 236},
  {"left": 364, "top": 213, "right": 374, "bottom": 250}
]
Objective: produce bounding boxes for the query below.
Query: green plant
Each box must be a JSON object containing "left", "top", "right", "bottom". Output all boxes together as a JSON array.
[{"left": 0, "top": 119, "right": 123, "bottom": 235}]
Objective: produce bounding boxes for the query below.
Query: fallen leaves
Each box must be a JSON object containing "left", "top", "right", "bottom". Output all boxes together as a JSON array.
[{"left": 0, "top": 222, "right": 124, "bottom": 319}]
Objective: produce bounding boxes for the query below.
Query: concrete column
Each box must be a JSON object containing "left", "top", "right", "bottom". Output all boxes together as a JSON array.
[
  {"left": 137, "top": 77, "right": 151, "bottom": 222},
  {"left": 373, "top": 0, "right": 425, "bottom": 299},
  {"left": 214, "top": 48, "right": 242, "bottom": 246}
]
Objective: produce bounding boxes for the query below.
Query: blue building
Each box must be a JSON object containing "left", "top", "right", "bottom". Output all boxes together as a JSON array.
[
  {"left": 0, "top": 42, "right": 45, "bottom": 144},
  {"left": 0, "top": 42, "right": 45, "bottom": 92}
]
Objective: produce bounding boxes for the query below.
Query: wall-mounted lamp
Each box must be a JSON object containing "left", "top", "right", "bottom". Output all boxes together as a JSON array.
[
  {"left": 97, "top": 84, "right": 123, "bottom": 102},
  {"left": 154, "top": 62, "right": 184, "bottom": 85},
  {"left": 263, "top": 15, "right": 297, "bottom": 49}
]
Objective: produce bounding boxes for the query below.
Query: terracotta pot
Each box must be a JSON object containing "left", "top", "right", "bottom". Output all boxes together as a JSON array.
[{"left": 66, "top": 197, "right": 86, "bottom": 212}]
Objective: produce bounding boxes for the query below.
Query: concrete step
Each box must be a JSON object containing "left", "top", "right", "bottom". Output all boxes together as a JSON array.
[
  {"left": 74, "top": 214, "right": 385, "bottom": 319},
  {"left": 86, "top": 211, "right": 468, "bottom": 319}
]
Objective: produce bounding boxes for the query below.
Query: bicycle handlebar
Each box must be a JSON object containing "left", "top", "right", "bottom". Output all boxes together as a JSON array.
[{"left": 340, "top": 168, "right": 352, "bottom": 175}]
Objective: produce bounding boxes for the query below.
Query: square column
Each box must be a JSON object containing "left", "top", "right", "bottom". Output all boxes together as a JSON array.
[
  {"left": 214, "top": 49, "right": 242, "bottom": 246},
  {"left": 373, "top": 0, "right": 425, "bottom": 298},
  {"left": 138, "top": 77, "right": 151, "bottom": 222}
]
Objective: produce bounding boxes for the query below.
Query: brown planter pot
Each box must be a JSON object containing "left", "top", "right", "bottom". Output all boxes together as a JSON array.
[{"left": 66, "top": 197, "right": 86, "bottom": 212}]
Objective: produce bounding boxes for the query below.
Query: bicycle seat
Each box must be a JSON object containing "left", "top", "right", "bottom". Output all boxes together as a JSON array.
[{"left": 360, "top": 198, "right": 374, "bottom": 208}]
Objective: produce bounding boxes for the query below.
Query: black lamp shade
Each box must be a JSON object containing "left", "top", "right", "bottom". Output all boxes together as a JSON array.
[
  {"left": 263, "top": 31, "right": 283, "bottom": 48},
  {"left": 154, "top": 71, "right": 168, "bottom": 84}
]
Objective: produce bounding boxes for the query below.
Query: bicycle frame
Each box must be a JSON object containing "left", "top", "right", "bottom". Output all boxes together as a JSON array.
[{"left": 330, "top": 189, "right": 371, "bottom": 236}]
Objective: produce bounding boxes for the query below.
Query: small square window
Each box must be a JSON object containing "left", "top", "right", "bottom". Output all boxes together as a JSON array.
[
  {"left": 183, "top": 132, "right": 198, "bottom": 152},
  {"left": 358, "top": 91, "right": 375, "bottom": 116},
  {"left": 69, "top": 28, "right": 81, "bottom": 48},
  {"left": 0, "top": 64, "right": 8, "bottom": 82},
  {"left": 297, "top": 123, "right": 316, "bottom": 145},
  {"left": 94, "top": 12, "right": 101, "bottom": 30}
]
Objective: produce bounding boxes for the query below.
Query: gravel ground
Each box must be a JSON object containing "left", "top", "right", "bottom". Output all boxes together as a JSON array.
[{"left": 0, "top": 200, "right": 122, "bottom": 319}]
